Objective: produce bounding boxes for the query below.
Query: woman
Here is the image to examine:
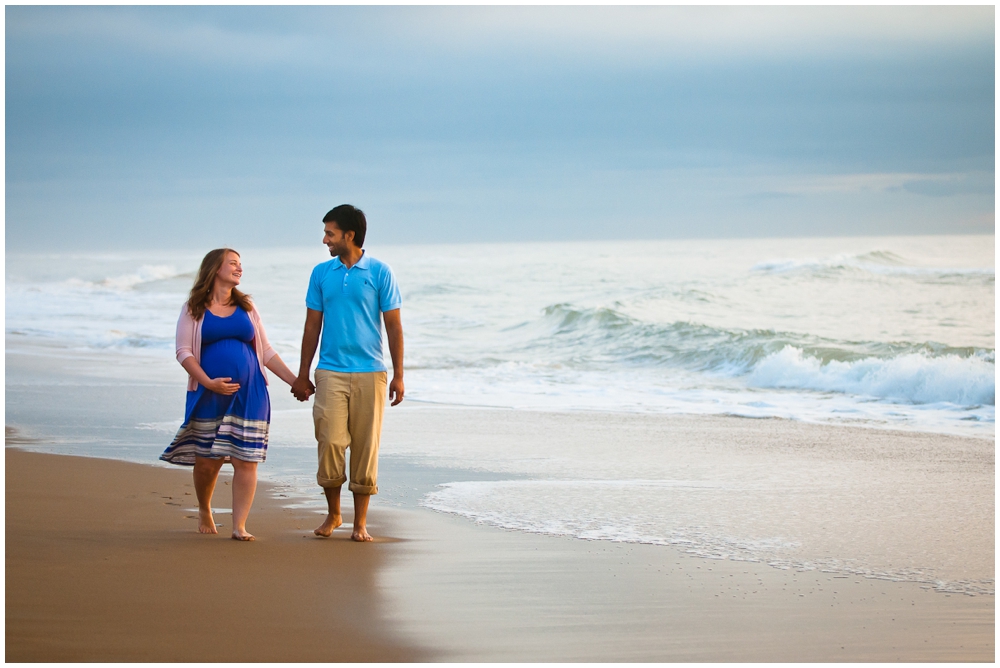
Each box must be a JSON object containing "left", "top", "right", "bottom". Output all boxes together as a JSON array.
[{"left": 160, "top": 248, "right": 297, "bottom": 541}]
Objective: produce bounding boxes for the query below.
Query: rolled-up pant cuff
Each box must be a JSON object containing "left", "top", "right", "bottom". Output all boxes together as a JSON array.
[
  {"left": 348, "top": 482, "right": 378, "bottom": 495},
  {"left": 317, "top": 474, "right": 348, "bottom": 489}
]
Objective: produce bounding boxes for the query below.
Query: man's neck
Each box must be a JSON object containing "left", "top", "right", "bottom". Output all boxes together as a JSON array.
[{"left": 339, "top": 247, "right": 364, "bottom": 269}]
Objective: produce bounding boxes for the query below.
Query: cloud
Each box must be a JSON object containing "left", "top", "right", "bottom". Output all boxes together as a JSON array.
[
  {"left": 901, "top": 172, "right": 995, "bottom": 197},
  {"left": 8, "top": 6, "right": 993, "bottom": 71},
  {"left": 7, "top": 7, "right": 311, "bottom": 67},
  {"left": 751, "top": 172, "right": 993, "bottom": 196},
  {"left": 4, "top": 6, "right": 995, "bottom": 249},
  {"left": 372, "top": 6, "right": 994, "bottom": 62},
  {"left": 739, "top": 171, "right": 996, "bottom": 199}
]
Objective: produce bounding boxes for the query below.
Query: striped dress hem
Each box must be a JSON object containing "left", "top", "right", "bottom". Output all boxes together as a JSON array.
[{"left": 160, "top": 415, "right": 269, "bottom": 465}]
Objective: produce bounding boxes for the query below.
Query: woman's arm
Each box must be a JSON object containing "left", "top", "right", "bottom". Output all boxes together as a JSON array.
[
  {"left": 180, "top": 357, "right": 240, "bottom": 395},
  {"left": 265, "top": 355, "right": 298, "bottom": 387},
  {"left": 176, "top": 304, "right": 196, "bottom": 365}
]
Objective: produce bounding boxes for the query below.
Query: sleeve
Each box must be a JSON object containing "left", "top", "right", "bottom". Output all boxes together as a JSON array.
[
  {"left": 175, "top": 303, "right": 195, "bottom": 364},
  {"left": 378, "top": 265, "right": 403, "bottom": 313},
  {"left": 305, "top": 264, "right": 325, "bottom": 312},
  {"left": 251, "top": 305, "right": 278, "bottom": 365}
]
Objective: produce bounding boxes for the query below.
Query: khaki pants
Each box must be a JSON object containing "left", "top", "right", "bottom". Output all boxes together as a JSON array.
[{"left": 313, "top": 369, "right": 386, "bottom": 495}]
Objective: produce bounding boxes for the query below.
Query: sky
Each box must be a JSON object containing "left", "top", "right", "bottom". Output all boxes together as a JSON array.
[{"left": 5, "top": 5, "right": 995, "bottom": 250}]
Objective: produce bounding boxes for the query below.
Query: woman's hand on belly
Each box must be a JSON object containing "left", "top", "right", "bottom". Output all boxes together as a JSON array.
[{"left": 203, "top": 377, "right": 241, "bottom": 395}]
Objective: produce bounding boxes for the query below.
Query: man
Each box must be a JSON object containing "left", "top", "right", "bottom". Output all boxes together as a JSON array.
[{"left": 291, "top": 204, "right": 404, "bottom": 542}]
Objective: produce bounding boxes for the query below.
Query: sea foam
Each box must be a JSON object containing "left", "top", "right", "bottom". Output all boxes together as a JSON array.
[
  {"left": 535, "top": 303, "right": 994, "bottom": 407},
  {"left": 5, "top": 237, "right": 995, "bottom": 436},
  {"left": 751, "top": 250, "right": 994, "bottom": 279},
  {"left": 749, "top": 346, "right": 995, "bottom": 406},
  {"left": 420, "top": 478, "right": 994, "bottom": 596},
  {"left": 65, "top": 264, "right": 186, "bottom": 291}
]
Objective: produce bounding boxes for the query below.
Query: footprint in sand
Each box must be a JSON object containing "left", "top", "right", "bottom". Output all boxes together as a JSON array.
[{"left": 185, "top": 516, "right": 223, "bottom": 528}]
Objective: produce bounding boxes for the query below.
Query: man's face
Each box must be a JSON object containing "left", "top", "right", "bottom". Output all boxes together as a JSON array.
[{"left": 323, "top": 222, "right": 354, "bottom": 256}]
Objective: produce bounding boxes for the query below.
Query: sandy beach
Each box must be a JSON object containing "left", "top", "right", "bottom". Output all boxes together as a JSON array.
[
  {"left": 382, "top": 506, "right": 994, "bottom": 661},
  {"left": 6, "top": 5, "right": 995, "bottom": 663},
  {"left": 5, "top": 447, "right": 427, "bottom": 662},
  {"left": 6, "top": 410, "right": 994, "bottom": 662}
]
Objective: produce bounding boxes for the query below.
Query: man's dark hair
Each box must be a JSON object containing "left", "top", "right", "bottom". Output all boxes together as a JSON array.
[{"left": 323, "top": 204, "right": 367, "bottom": 248}]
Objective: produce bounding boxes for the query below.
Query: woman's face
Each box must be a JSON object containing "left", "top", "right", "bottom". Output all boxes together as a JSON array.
[{"left": 215, "top": 251, "right": 242, "bottom": 287}]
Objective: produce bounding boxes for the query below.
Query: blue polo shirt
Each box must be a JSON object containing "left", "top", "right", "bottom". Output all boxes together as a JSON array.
[{"left": 305, "top": 252, "right": 402, "bottom": 373}]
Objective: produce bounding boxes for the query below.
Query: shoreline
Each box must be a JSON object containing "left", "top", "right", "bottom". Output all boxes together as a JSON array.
[
  {"left": 6, "top": 339, "right": 995, "bottom": 445},
  {"left": 396, "top": 398, "right": 996, "bottom": 442},
  {"left": 6, "top": 441, "right": 994, "bottom": 661},
  {"left": 6, "top": 399, "right": 995, "bottom": 597},
  {"left": 380, "top": 505, "right": 996, "bottom": 662},
  {"left": 377, "top": 404, "right": 995, "bottom": 595}
]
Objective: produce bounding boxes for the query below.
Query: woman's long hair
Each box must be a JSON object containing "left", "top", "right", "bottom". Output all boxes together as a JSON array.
[{"left": 187, "top": 248, "right": 253, "bottom": 320}]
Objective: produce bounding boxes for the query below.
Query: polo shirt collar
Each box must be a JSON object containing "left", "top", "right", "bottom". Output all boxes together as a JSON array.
[{"left": 331, "top": 250, "right": 370, "bottom": 271}]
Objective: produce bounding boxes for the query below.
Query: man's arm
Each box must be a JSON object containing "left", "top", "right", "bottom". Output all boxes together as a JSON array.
[
  {"left": 291, "top": 308, "right": 323, "bottom": 401},
  {"left": 383, "top": 308, "right": 404, "bottom": 406}
]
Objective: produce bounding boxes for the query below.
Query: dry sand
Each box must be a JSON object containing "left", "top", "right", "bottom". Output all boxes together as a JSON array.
[{"left": 6, "top": 435, "right": 994, "bottom": 662}]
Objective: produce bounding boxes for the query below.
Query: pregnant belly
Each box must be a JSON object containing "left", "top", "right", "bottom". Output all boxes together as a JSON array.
[{"left": 200, "top": 339, "right": 257, "bottom": 385}]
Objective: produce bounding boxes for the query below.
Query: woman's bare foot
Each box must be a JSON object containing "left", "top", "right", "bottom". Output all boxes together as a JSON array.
[
  {"left": 314, "top": 514, "right": 343, "bottom": 537},
  {"left": 198, "top": 508, "right": 218, "bottom": 534},
  {"left": 351, "top": 526, "right": 373, "bottom": 542},
  {"left": 231, "top": 529, "right": 255, "bottom": 541}
]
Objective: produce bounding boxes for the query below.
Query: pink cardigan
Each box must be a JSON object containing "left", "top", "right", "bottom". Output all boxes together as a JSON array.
[{"left": 175, "top": 302, "right": 278, "bottom": 392}]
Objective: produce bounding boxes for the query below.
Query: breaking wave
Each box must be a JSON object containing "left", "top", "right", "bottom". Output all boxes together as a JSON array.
[
  {"left": 64, "top": 265, "right": 189, "bottom": 291},
  {"left": 751, "top": 250, "right": 994, "bottom": 280},
  {"left": 528, "top": 304, "right": 994, "bottom": 407},
  {"left": 6, "top": 265, "right": 186, "bottom": 351},
  {"left": 750, "top": 346, "right": 995, "bottom": 406}
]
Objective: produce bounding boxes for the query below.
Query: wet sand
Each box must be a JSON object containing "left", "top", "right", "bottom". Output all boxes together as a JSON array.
[
  {"left": 381, "top": 506, "right": 994, "bottom": 661},
  {"left": 4, "top": 448, "right": 428, "bottom": 662},
  {"left": 6, "top": 435, "right": 994, "bottom": 661},
  {"left": 375, "top": 406, "right": 994, "bottom": 660}
]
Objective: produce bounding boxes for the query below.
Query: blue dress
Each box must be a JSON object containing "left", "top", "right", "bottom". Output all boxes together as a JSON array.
[{"left": 160, "top": 308, "right": 271, "bottom": 465}]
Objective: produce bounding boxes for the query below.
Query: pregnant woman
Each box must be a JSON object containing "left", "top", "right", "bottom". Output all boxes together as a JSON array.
[{"left": 160, "top": 248, "right": 298, "bottom": 540}]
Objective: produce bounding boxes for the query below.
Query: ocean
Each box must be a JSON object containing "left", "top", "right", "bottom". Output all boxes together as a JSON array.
[{"left": 5, "top": 234, "right": 994, "bottom": 594}]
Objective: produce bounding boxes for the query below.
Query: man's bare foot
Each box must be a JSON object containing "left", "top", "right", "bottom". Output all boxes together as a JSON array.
[
  {"left": 198, "top": 508, "right": 218, "bottom": 534},
  {"left": 314, "top": 514, "right": 343, "bottom": 537},
  {"left": 231, "top": 529, "right": 255, "bottom": 541},
  {"left": 351, "top": 527, "right": 373, "bottom": 542}
]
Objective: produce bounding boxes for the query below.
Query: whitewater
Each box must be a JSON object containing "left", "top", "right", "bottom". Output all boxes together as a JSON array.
[{"left": 7, "top": 234, "right": 993, "bottom": 438}]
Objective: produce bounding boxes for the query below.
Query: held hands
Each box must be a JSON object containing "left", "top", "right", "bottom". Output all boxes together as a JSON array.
[
  {"left": 205, "top": 377, "right": 240, "bottom": 395},
  {"left": 291, "top": 375, "right": 315, "bottom": 402},
  {"left": 289, "top": 375, "right": 400, "bottom": 403}
]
